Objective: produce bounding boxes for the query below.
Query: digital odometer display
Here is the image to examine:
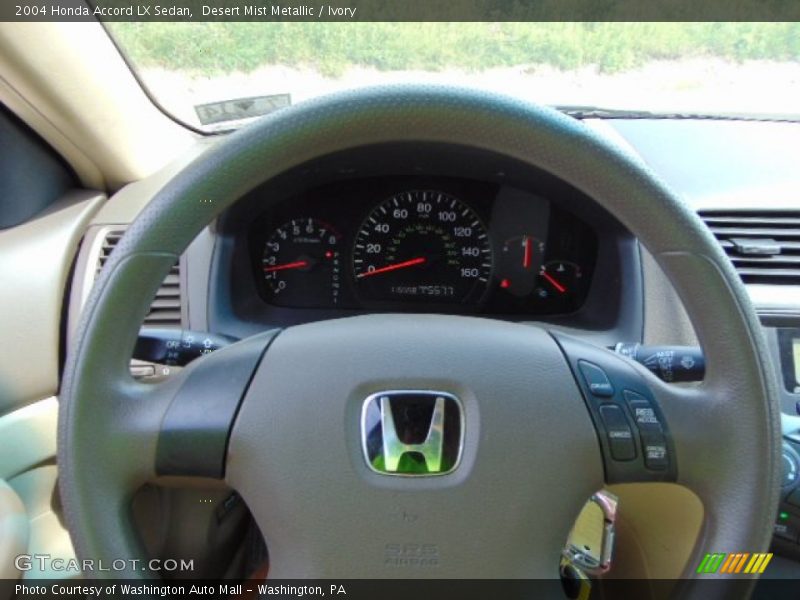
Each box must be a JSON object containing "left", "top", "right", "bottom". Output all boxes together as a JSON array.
[{"left": 352, "top": 190, "right": 492, "bottom": 304}]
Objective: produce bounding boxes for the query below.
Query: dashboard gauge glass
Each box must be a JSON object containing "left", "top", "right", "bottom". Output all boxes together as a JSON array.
[
  {"left": 352, "top": 190, "right": 492, "bottom": 304},
  {"left": 537, "top": 260, "right": 583, "bottom": 299},
  {"left": 245, "top": 177, "right": 599, "bottom": 315},
  {"left": 497, "top": 235, "right": 547, "bottom": 297},
  {"left": 261, "top": 218, "right": 341, "bottom": 307}
]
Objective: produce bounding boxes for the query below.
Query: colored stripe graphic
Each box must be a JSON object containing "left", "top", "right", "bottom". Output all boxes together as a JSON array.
[
  {"left": 720, "top": 553, "right": 737, "bottom": 573},
  {"left": 720, "top": 553, "right": 749, "bottom": 573},
  {"left": 734, "top": 553, "right": 749, "bottom": 573},
  {"left": 754, "top": 553, "right": 773, "bottom": 574},
  {"left": 697, "top": 553, "right": 726, "bottom": 574},
  {"left": 698, "top": 552, "right": 773, "bottom": 574}
]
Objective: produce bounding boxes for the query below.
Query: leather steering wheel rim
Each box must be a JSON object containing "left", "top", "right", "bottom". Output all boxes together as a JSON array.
[{"left": 59, "top": 85, "right": 781, "bottom": 596}]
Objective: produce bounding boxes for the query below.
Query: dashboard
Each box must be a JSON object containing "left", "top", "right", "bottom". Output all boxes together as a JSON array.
[{"left": 248, "top": 178, "right": 597, "bottom": 315}]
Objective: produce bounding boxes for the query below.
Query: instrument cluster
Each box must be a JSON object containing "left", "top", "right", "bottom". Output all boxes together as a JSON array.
[{"left": 249, "top": 178, "right": 598, "bottom": 315}]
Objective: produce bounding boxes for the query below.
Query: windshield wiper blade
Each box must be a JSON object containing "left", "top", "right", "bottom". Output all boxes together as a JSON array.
[
  {"left": 555, "top": 105, "right": 800, "bottom": 123},
  {"left": 555, "top": 105, "right": 657, "bottom": 119}
]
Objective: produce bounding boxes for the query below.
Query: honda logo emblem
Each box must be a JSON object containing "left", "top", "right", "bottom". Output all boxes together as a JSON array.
[{"left": 361, "top": 391, "right": 464, "bottom": 476}]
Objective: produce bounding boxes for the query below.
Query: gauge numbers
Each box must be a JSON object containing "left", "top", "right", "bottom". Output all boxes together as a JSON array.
[
  {"left": 262, "top": 218, "right": 340, "bottom": 307},
  {"left": 352, "top": 190, "right": 492, "bottom": 304}
]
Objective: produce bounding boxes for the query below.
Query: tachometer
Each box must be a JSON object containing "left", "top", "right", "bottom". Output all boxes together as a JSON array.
[
  {"left": 352, "top": 190, "right": 492, "bottom": 304},
  {"left": 262, "top": 218, "right": 340, "bottom": 307}
]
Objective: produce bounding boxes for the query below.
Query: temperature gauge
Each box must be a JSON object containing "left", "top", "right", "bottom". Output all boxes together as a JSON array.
[
  {"left": 537, "top": 260, "right": 583, "bottom": 299},
  {"left": 262, "top": 218, "right": 340, "bottom": 307}
]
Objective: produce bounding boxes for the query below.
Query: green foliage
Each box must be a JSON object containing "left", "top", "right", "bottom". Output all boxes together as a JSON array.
[{"left": 106, "top": 22, "right": 800, "bottom": 77}]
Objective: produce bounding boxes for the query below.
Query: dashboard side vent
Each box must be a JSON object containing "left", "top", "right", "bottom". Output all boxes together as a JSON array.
[
  {"left": 699, "top": 211, "right": 800, "bottom": 285},
  {"left": 96, "top": 228, "right": 183, "bottom": 327}
]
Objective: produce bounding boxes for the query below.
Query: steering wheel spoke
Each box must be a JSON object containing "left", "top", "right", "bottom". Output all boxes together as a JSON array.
[
  {"left": 552, "top": 332, "right": 678, "bottom": 485},
  {"left": 648, "top": 371, "right": 769, "bottom": 504},
  {"left": 152, "top": 330, "right": 279, "bottom": 478}
]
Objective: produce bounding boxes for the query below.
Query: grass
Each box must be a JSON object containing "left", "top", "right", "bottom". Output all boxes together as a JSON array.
[{"left": 106, "top": 22, "right": 800, "bottom": 77}]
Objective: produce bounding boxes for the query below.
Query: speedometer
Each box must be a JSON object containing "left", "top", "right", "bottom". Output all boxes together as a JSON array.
[{"left": 352, "top": 190, "right": 492, "bottom": 304}]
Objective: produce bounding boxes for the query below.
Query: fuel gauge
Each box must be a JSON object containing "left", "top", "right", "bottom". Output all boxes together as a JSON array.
[{"left": 497, "top": 235, "right": 545, "bottom": 297}]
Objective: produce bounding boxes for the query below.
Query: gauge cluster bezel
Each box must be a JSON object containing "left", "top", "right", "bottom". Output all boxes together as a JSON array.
[
  {"left": 247, "top": 176, "right": 598, "bottom": 315},
  {"left": 211, "top": 142, "right": 641, "bottom": 338}
]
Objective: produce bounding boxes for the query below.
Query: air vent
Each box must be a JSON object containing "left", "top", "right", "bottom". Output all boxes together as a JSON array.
[
  {"left": 699, "top": 211, "right": 800, "bottom": 285},
  {"left": 96, "top": 228, "right": 183, "bottom": 327}
]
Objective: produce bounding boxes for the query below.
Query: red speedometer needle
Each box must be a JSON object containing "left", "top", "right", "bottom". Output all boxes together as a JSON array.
[
  {"left": 541, "top": 270, "right": 567, "bottom": 294},
  {"left": 357, "top": 257, "right": 427, "bottom": 279},
  {"left": 263, "top": 260, "right": 308, "bottom": 272}
]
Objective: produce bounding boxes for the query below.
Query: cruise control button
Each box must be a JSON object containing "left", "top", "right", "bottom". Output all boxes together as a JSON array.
[
  {"left": 624, "top": 392, "right": 663, "bottom": 432},
  {"left": 599, "top": 405, "right": 636, "bottom": 461},
  {"left": 641, "top": 431, "right": 669, "bottom": 470},
  {"left": 578, "top": 360, "right": 614, "bottom": 397}
]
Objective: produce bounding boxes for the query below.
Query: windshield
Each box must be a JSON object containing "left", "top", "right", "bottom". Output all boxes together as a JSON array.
[{"left": 105, "top": 22, "right": 800, "bottom": 131}]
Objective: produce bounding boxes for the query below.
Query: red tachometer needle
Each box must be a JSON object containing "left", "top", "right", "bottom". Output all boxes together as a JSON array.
[
  {"left": 357, "top": 257, "right": 427, "bottom": 279},
  {"left": 523, "top": 236, "right": 533, "bottom": 269},
  {"left": 541, "top": 270, "right": 567, "bottom": 294},
  {"left": 263, "top": 260, "right": 308, "bottom": 273}
]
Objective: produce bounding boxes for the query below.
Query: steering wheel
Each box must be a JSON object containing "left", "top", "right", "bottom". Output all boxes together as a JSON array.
[{"left": 59, "top": 86, "right": 781, "bottom": 596}]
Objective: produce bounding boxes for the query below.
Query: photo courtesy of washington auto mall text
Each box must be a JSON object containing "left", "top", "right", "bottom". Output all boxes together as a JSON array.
[{"left": 15, "top": 582, "right": 347, "bottom": 598}]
